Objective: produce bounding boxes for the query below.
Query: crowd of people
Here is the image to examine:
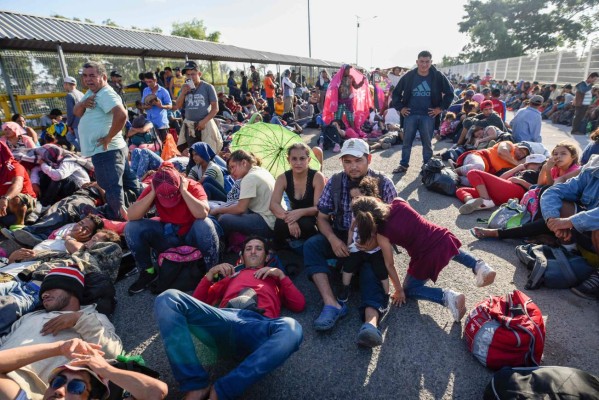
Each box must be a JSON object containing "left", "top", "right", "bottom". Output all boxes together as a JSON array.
[{"left": 0, "top": 50, "right": 596, "bottom": 399}]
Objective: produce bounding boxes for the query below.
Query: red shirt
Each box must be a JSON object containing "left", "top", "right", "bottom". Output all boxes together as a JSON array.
[
  {"left": 138, "top": 180, "right": 207, "bottom": 236},
  {"left": 491, "top": 98, "right": 506, "bottom": 121},
  {"left": 0, "top": 162, "right": 36, "bottom": 198},
  {"left": 193, "top": 268, "right": 306, "bottom": 318}
]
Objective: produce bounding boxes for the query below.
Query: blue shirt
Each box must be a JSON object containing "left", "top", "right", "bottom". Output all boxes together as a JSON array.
[
  {"left": 408, "top": 73, "right": 433, "bottom": 115},
  {"left": 142, "top": 85, "right": 171, "bottom": 129},
  {"left": 510, "top": 106, "right": 542, "bottom": 143},
  {"left": 78, "top": 86, "right": 128, "bottom": 157}
]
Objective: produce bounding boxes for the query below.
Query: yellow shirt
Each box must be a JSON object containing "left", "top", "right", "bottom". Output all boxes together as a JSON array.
[{"left": 172, "top": 75, "right": 186, "bottom": 98}]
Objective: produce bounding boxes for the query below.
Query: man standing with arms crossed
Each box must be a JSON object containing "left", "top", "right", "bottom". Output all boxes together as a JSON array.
[
  {"left": 74, "top": 61, "right": 141, "bottom": 221},
  {"left": 392, "top": 51, "right": 454, "bottom": 174}
]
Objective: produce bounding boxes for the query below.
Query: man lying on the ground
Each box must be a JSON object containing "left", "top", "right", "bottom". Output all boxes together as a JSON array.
[
  {"left": 0, "top": 229, "right": 122, "bottom": 333},
  {"left": 154, "top": 235, "right": 304, "bottom": 400},
  {"left": 0, "top": 266, "right": 123, "bottom": 398}
]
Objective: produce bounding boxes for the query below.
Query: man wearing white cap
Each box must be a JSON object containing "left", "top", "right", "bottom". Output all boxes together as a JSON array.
[
  {"left": 63, "top": 76, "right": 83, "bottom": 151},
  {"left": 303, "top": 138, "right": 398, "bottom": 346}
]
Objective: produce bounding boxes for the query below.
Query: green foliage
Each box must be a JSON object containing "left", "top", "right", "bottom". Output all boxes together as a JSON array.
[
  {"left": 171, "top": 18, "right": 221, "bottom": 42},
  {"left": 102, "top": 18, "right": 119, "bottom": 27},
  {"left": 457, "top": 0, "right": 599, "bottom": 63}
]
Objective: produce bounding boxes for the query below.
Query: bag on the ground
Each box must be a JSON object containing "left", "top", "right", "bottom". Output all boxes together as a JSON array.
[
  {"left": 515, "top": 244, "right": 595, "bottom": 289},
  {"left": 150, "top": 246, "right": 206, "bottom": 294},
  {"left": 82, "top": 271, "right": 117, "bottom": 317},
  {"left": 421, "top": 158, "right": 459, "bottom": 196},
  {"left": 464, "top": 290, "right": 545, "bottom": 370},
  {"left": 483, "top": 366, "right": 599, "bottom": 400},
  {"left": 107, "top": 357, "right": 160, "bottom": 400},
  {"left": 487, "top": 198, "right": 531, "bottom": 229}
]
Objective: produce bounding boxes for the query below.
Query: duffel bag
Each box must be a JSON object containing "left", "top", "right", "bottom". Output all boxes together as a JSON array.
[
  {"left": 150, "top": 246, "right": 206, "bottom": 294},
  {"left": 464, "top": 290, "right": 545, "bottom": 370}
]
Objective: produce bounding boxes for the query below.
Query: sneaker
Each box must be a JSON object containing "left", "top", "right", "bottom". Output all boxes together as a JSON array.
[
  {"left": 337, "top": 285, "right": 350, "bottom": 303},
  {"left": 444, "top": 289, "right": 466, "bottom": 322},
  {"left": 474, "top": 260, "right": 496, "bottom": 287},
  {"left": 570, "top": 270, "right": 599, "bottom": 300},
  {"left": 128, "top": 270, "right": 158, "bottom": 295},
  {"left": 332, "top": 143, "right": 341, "bottom": 153},
  {"left": 1, "top": 228, "right": 14, "bottom": 240},
  {"left": 356, "top": 323, "right": 383, "bottom": 348},
  {"left": 392, "top": 165, "right": 408, "bottom": 174},
  {"left": 459, "top": 198, "right": 495, "bottom": 214},
  {"left": 314, "top": 303, "right": 348, "bottom": 331},
  {"left": 13, "top": 229, "right": 43, "bottom": 248}
]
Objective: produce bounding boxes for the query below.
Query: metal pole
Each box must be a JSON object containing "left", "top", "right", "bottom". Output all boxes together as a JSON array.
[
  {"left": 56, "top": 44, "right": 68, "bottom": 78},
  {"left": 185, "top": 54, "right": 189, "bottom": 62},
  {"left": 210, "top": 60, "right": 215, "bottom": 85},
  {"left": 516, "top": 56, "right": 522, "bottom": 81},
  {"left": 356, "top": 16, "right": 359, "bottom": 65},
  {"left": 554, "top": 52, "right": 562, "bottom": 83},
  {"left": 0, "top": 53, "right": 17, "bottom": 114},
  {"left": 584, "top": 47, "right": 593, "bottom": 79},
  {"left": 532, "top": 55, "right": 540, "bottom": 82},
  {"left": 307, "top": 0, "right": 312, "bottom": 58}
]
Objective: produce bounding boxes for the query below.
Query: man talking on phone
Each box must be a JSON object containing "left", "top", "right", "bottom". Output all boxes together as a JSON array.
[
  {"left": 391, "top": 50, "right": 454, "bottom": 174},
  {"left": 174, "top": 61, "right": 222, "bottom": 153},
  {"left": 154, "top": 235, "right": 305, "bottom": 400}
]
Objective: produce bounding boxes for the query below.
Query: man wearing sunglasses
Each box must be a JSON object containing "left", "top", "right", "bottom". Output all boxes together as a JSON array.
[{"left": 0, "top": 338, "right": 167, "bottom": 399}]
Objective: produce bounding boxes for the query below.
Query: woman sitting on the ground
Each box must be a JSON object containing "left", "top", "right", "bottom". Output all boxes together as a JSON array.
[
  {"left": 210, "top": 150, "right": 279, "bottom": 239},
  {"left": 0, "top": 141, "right": 37, "bottom": 230},
  {"left": 188, "top": 142, "right": 232, "bottom": 202},
  {"left": 34, "top": 144, "right": 91, "bottom": 206},
  {"left": 11, "top": 114, "right": 38, "bottom": 145},
  {"left": 471, "top": 142, "right": 582, "bottom": 240},
  {"left": 453, "top": 141, "right": 530, "bottom": 186},
  {"left": 270, "top": 143, "right": 325, "bottom": 249},
  {"left": 457, "top": 153, "right": 546, "bottom": 214},
  {"left": 1, "top": 122, "right": 36, "bottom": 152},
  {"left": 351, "top": 196, "right": 496, "bottom": 323}
]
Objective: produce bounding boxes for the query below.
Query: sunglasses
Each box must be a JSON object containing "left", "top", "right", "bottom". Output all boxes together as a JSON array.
[{"left": 50, "top": 374, "right": 89, "bottom": 394}]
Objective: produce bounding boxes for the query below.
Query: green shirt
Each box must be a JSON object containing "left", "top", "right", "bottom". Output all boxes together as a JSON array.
[{"left": 78, "top": 86, "right": 127, "bottom": 157}]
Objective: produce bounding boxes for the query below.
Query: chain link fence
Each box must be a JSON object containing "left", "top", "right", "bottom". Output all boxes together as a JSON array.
[{"left": 440, "top": 47, "right": 598, "bottom": 85}]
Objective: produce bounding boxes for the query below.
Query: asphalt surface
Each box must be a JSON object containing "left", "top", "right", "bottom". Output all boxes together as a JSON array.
[{"left": 113, "top": 116, "right": 598, "bottom": 399}]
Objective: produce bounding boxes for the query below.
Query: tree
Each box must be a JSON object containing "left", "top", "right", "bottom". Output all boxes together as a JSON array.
[
  {"left": 102, "top": 18, "right": 119, "bottom": 27},
  {"left": 457, "top": 0, "right": 599, "bottom": 63},
  {"left": 171, "top": 18, "right": 220, "bottom": 42}
]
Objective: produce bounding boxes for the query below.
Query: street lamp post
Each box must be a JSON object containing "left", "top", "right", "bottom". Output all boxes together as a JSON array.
[
  {"left": 308, "top": 0, "right": 312, "bottom": 58},
  {"left": 355, "top": 15, "right": 377, "bottom": 66}
]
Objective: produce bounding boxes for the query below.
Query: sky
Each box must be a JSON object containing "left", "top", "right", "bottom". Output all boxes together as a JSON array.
[{"left": 1, "top": 0, "right": 471, "bottom": 69}]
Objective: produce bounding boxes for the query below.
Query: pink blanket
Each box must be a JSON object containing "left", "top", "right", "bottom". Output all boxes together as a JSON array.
[{"left": 322, "top": 65, "right": 372, "bottom": 131}]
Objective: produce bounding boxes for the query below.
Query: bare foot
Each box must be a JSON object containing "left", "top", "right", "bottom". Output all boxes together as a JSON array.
[
  {"left": 470, "top": 227, "right": 499, "bottom": 239},
  {"left": 12, "top": 201, "right": 27, "bottom": 226},
  {"left": 183, "top": 387, "right": 211, "bottom": 400}
]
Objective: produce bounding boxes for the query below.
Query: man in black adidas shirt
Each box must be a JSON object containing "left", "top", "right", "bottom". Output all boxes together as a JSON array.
[{"left": 391, "top": 50, "right": 454, "bottom": 174}]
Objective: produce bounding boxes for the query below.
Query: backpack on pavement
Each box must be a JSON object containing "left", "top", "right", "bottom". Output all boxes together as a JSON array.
[
  {"left": 464, "top": 290, "right": 545, "bottom": 370},
  {"left": 150, "top": 246, "right": 206, "bottom": 294},
  {"left": 515, "top": 244, "right": 595, "bottom": 289},
  {"left": 487, "top": 198, "right": 531, "bottom": 229},
  {"left": 483, "top": 366, "right": 599, "bottom": 400}
]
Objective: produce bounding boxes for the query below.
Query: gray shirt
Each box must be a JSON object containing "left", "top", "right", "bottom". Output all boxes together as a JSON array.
[
  {"left": 183, "top": 82, "right": 218, "bottom": 122},
  {"left": 66, "top": 89, "right": 84, "bottom": 129}
]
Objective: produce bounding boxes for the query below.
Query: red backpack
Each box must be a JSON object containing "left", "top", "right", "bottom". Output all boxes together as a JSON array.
[{"left": 464, "top": 290, "right": 545, "bottom": 370}]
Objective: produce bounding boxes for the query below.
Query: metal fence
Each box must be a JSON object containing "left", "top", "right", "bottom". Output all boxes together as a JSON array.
[{"left": 439, "top": 46, "right": 599, "bottom": 85}]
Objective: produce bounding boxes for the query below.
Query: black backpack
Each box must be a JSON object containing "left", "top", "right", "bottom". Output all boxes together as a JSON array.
[
  {"left": 421, "top": 158, "right": 459, "bottom": 196},
  {"left": 82, "top": 272, "right": 117, "bottom": 317},
  {"left": 150, "top": 246, "right": 206, "bottom": 294},
  {"left": 106, "top": 359, "right": 161, "bottom": 400},
  {"left": 484, "top": 366, "right": 599, "bottom": 400}
]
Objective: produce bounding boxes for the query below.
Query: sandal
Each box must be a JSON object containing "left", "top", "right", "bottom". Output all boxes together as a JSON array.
[
  {"left": 392, "top": 165, "right": 408, "bottom": 174},
  {"left": 469, "top": 227, "right": 497, "bottom": 240},
  {"left": 314, "top": 304, "right": 347, "bottom": 331}
]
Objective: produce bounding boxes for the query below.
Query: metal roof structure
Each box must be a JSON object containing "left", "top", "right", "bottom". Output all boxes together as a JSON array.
[{"left": 0, "top": 10, "right": 342, "bottom": 68}]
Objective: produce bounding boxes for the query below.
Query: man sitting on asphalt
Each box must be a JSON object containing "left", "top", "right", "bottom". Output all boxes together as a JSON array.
[
  {"left": 0, "top": 229, "right": 122, "bottom": 334},
  {"left": 154, "top": 236, "right": 304, "bottom": 400},
  {"left": 0, "top": 266, "right": 123, "bottom": 397},
  {"left": 509, "top": 95, "right": 544, "bottom": 143},
  {"left": 0, "top": 338, "right": 167, "bottom": 400},
  {"left": 302, "top": 138, "right": 397, "bottom": 346}
]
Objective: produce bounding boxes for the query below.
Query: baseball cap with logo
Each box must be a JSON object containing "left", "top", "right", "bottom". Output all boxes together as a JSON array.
[
  {"left": 339, "top": 138, "right": 369, "bottom": 158},
  {"left": 152, "top": 164, "right": 182, "bottom": 208}
]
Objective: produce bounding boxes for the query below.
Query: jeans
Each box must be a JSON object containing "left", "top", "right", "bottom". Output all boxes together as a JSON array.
[
  {"left": 0, "top": 281, "right": 40, "bottom": 334},
  {"left": 92, "top": 146, "right": 141, "bottom": 220},
  {"left": 124, "top": 217, "right": 223, "bottom": 270},
  {"left": 218, "top": 211, "right": 273, "bottom": 238},
  {"left": 303, "top": 233, "right": 388, "bottom": 316},
  {"left": 154, "top": 290, "right": 303, "bottom": 399},
  {"left": 66, "top": 129, "right": 80, "bottom": 152},
  {"left": 267, "top": 97, "right": 275, "bottom": 116},
  {"left": 403, "top": 248, "right": 477, "bottom": 305},
  {"left": 202, "top": 176, "right": 227, "bottom": 202},
  {"left": 400, "top": 114, "right": 434, "bottom": 168}
]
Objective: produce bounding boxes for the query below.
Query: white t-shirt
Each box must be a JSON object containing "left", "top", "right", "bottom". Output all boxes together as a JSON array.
[
  {"left": 385, "top": 108, "right": 401, "bottom": 125},
  {"left": 238, "top": 166, "right": 280, "bottom": 229}
]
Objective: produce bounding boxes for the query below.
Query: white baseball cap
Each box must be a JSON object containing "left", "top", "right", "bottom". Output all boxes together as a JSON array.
[
  {"left": 525, "top": 154, "right": 547, "bottom": 164},
  {"left": 64, "top": 76, "right": 77, "bottom": 84},
  {"left": 339, "top": 138, "right": 369, "bottom": 158}
]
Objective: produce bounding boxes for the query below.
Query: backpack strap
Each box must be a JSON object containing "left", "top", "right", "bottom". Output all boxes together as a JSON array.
[{"left": 526, "top": 245, "right": 548, "bottom": 290}]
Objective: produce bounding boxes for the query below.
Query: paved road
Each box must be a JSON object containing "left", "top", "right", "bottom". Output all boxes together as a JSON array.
[{"left": 113, "top": 117, "right": 597, "bottom": 399}]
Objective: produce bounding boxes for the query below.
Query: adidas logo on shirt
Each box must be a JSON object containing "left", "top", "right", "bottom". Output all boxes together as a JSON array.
[{"left": 413, "top": 81, "right": 431, "bottom": 97}]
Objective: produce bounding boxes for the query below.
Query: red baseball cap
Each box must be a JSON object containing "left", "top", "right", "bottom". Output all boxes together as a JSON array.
[{"left": 152, "top": 164, "right": 181, "bottom": 208}]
